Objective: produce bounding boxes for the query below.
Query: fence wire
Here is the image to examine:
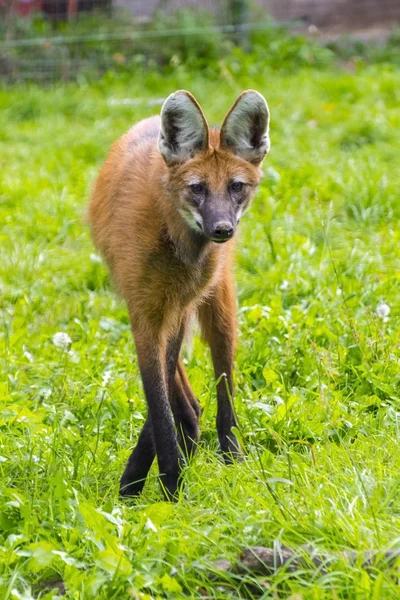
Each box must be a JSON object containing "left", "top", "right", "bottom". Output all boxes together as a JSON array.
[{"left": 1, "top": 0, "right": 399, "bottom": 82}]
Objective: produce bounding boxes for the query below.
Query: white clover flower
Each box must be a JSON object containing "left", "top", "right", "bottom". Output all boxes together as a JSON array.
[
  {"left": 102, "top": 370, "right": 112, "bottom": 387},
  {"left": 52, "top": 332, "right": 72, "bottom": 349},
  {"left": 376, "top": 303, "right": 390, "bottom": 320},
  {"left": 145, "top": 518, "right": 157, "bottom": 533},
  {"left": 280, "top": 279, "right": 290, "bottom": 291},
  {"left": 90, "top": 253, "right": 102, "bottom": 264}
]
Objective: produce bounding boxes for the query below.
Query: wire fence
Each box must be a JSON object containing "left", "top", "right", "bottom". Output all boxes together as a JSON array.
[{"left": 1, "top": 0, "right": 400, "bottom": 82}]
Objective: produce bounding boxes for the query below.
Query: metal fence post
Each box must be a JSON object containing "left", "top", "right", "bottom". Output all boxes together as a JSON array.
[{"left": 230, "top": 0, "right": 250, "bottom": 50}]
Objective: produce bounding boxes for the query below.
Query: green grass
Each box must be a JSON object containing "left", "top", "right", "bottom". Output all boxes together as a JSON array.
[{"left": 1, "top": 60, "right": 400, "bottom": 599}]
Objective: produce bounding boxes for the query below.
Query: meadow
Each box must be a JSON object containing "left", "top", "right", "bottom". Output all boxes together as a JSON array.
[{"left": 1, "top": 51, "right": 400, "bottom": 598}]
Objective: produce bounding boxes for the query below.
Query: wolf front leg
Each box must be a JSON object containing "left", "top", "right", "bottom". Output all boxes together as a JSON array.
[
  {"left": 198, "top": 273, "right": 240, "bottom": 461},
  {"left": 121, "top": 325, "right": 181, "bottom": 500},
  {"left": 166, "top": 318, "right": 200, "bottom": 460},
  {"left": 120, "top": 416, "right": 155, "bottom": 498}
]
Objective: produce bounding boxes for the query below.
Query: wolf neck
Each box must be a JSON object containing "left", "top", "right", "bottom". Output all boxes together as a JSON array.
[
  {"left": 165, "top": 207, "right": 212, "bottom": 265},
  {"left": 153, "top": 157, "right": 215, "bottom": 265}
]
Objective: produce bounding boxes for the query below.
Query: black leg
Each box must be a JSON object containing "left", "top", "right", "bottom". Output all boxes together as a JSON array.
[
  {"left": 166, "top": 320, "right": 186, "bottom": 395},
  {"left": 120, "top": 328, "right": 180, "bottom": 501},
  {"left": 198, "top": 278, "right": 241, "bottom": 461},
  {"left": 120, "top": 317, "right": 199, "bottom": 499},
  {"left": 120, "top": 417, "right": 155, "bottom": 497},
  {"left": 166, "top": 320, "right": 199, "bottom": 459},
  {"left": 170, "top": 367, "right": 200, "bottom": 459}
]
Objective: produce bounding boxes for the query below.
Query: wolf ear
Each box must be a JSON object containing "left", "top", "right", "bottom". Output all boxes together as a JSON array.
[
  {"left": 220, "top": 90, "right": 270, "bottom": 165},
  {"left": 158, "top": 91, "right": 209, "bottom": 165}
]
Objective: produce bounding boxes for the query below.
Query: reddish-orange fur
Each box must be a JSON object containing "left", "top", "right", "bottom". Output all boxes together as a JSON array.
[
  {"left": 88, "top": 90, "right": 269, "bottom": 499},
  {"left": 90, "top": 121, "right": 258, "bottom": 342}
]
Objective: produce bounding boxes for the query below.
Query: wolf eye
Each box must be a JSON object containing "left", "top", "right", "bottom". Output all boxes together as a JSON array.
[
  {"left": 230, "top": 181, "right": 244, "bottom": 193},
  {"left": 190, "top": 183, "right": 205, "bottom": 194}
]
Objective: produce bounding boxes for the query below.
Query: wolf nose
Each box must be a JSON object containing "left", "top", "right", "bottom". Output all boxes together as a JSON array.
[{"left": 212, "top": 222, "right": 234, "bottom": 242}]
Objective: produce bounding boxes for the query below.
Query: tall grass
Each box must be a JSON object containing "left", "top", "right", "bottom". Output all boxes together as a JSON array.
[{"left": 1, "top": 60, "right": 400, "bottom": 597}]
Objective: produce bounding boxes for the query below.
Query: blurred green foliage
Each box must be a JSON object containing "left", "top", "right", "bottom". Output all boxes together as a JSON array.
[{"left": 2, "top": 7, "right": 400, "bottom": 82}]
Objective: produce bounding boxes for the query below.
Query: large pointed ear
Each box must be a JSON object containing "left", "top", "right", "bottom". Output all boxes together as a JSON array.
[
  {"left": 220, "top": 90, "right": 270, "bottom": 165},
  {"left": 158, "top": 90, "right": 209, "bottom": 165}
]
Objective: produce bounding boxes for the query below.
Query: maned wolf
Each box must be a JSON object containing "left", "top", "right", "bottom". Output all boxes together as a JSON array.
[{"left": 89, "top": 90, "right": 270, "bottom": 499}]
